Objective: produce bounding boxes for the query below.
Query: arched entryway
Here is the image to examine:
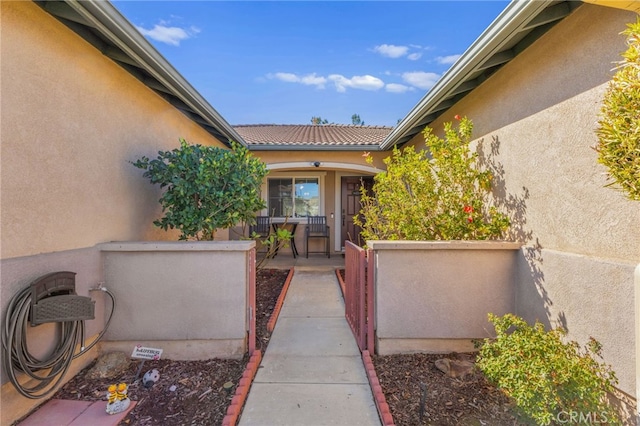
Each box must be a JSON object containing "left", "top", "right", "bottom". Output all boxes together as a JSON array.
[{"left": 266, "top": 162, "right": 380, "bottom": 254}]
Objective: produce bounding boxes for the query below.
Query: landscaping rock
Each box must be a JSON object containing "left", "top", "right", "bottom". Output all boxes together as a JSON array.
[
  {"left": 434, "top": 358, "right": 475, "bottom": 379},
  {"left": 86, "top": 352, "right": 131, "bottom": 379}
]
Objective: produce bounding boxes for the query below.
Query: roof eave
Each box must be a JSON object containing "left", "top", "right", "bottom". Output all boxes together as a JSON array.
[
  {"left": 380, "top": 0, "right": 567, "bottom": 150},
  {"left": 58, "top": 0, "right": 247, "bottom": 148}
]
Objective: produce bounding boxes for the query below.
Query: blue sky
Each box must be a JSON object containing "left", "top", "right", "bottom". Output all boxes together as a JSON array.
[{"left": 112, "top": 1, "right": 509, "bottom": 126}]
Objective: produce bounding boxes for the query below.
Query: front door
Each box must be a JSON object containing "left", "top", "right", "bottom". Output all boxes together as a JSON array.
[{"left": 340, "top": 176, "right": 373, "bottom": 249}]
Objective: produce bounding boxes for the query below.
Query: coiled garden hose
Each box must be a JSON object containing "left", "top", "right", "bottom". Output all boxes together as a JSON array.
[{"left": 1, "top": 286, "right": 115, "bottom": 399}]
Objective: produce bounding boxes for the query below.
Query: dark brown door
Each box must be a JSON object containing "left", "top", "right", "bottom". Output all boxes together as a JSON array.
[{"left": 341, "top": 176, "right": 373, "bottom": 249}]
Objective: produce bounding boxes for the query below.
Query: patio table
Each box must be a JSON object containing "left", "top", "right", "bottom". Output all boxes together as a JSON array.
[{"left": 272, "top": 222, "right": 299, "bottom": 258}]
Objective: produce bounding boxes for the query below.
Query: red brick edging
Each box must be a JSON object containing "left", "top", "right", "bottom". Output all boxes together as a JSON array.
[
  {"left": 334, "top": 268, "right": 346, "bottom": 297},
  {"left": 266, "top": 268, "right": 295, "bottom": 333},
  {"left": 221, "top": 349, "right": 263, "bottom": 426},
  {"left": 362, "top": 350, "right": 395, "bottom": 426},
  {"left": 222, "top": 268, "right": 294, "bottom": 425}
]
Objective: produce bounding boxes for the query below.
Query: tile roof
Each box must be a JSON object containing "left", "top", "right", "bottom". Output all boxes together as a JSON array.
[{"left": 234, "top": 124, "right": 394, "bottom": 150}]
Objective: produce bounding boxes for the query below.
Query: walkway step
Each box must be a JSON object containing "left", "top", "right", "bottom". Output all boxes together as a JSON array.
[{"left": 239, "top": 269, "right": 381, "bottom": 426}]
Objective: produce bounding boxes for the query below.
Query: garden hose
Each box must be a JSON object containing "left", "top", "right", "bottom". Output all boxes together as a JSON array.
[{"left": 1, "top": 285, "right": 115, "bottom": 399}]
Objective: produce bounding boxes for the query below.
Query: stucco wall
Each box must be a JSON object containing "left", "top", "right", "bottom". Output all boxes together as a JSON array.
[
  {"left": 0, "top": 247, "right": 104, "bottom": 425},
  {"left": 1, "top": 3, "right": 231, "bottom": 422},
  {"left": 1, "top": 1, "right": 227, "bottom": 261},
  {"left": 404, "top": 4, "right": 639, "bottom": 397},
  {"left": 370, "top": 241, "right": 521, "bottom": 355},
  {"left": 255, "top": 149, "right": 386, "bottom": 171},
  {"left": 0, "top": 241, "right": 254, "bottom": 424},
  {"left": 100, "top": 241, "right": 254, "bottom": 360}
]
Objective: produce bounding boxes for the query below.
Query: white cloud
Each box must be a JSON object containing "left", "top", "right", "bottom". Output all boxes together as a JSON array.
[
  {"left": 136, "top": 24, "right": 199, "bottom": 46},
  {"left": 373, "top": 44, "right": 409, "bottom": 58},
  {"left": 272, "top": 72, "right": 300, "bottom": 83},
  {"left": 386, "top": 83, "right": 413, "bottom": 93},
  {"left": 329, "top": 74, "right": 384, "bottom": 92},
  {"left": 269, "top": 72, "right": 384, "bottom": 92},
  {"left": 269, "top": 72, "right": 326, "bottom": 89},
  {"left": 407, "top": 53, "right": 422, "bottom": 61},
  {"left": 350, "top": 75, "right": 385, "bottom": 91},
  {"left": 300, "top": 74, "right": 327, "bottom": 87},
  {"left": 327, "top": 75, "right": 350, "bottom": 92},
  {"left": 436, "top": 54, "right": 462, "bottom": 65},
  {"left": 402, "top": 71, "right": 440, "bottom": 90}
]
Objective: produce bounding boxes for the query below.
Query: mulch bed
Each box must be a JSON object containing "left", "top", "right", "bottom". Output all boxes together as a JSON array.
[
  {"left": 373, "top": 352, "right": 524, "bottom": 426},
  {"left": 44, "top": 268, "right": 524, "bottom": 426}
]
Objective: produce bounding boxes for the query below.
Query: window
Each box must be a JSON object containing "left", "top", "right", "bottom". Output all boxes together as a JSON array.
[{"left": 268, "top": 177, "right": 319, "bottom": 217}]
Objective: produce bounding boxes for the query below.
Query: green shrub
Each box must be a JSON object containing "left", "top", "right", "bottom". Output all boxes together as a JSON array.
[
  {"left": 476, "top": 313, "right": 619, "bottom": 425},
  {"left": 132, "top": 139, "right": 267, "bottom": 240},
  {"left": 595, "top": 19, "right": 640, "bottom": 201},
  {"left": 356, "top": 116, "right": 510, "bottom": 241}
]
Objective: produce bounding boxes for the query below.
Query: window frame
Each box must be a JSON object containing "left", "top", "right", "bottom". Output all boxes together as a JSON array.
[{"left": 263, "top": 172, "right": 325, "bottom": 221}]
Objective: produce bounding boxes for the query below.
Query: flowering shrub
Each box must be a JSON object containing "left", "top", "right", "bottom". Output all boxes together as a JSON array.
[
  {"left": 595, "top": 19, "right": 640, "bottom": 201},
  {"left": 476, "top": 314, "right": 619, "bottom": 425},
  {"left": 356, "top": 116, "right": 510, "bottom": 241}
]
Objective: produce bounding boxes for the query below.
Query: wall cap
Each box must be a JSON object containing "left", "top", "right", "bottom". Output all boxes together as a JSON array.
[
  {"left": 99, "top": 241, "right": 256, "bottom": 252},
  {"left": 367, "top": 240, "right": 522, "bottom": 250}
]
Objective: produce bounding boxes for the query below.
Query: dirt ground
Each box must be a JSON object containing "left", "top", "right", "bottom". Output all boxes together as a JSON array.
[{"left": 48, "top": 268, "right": 522, "bottom": 426}]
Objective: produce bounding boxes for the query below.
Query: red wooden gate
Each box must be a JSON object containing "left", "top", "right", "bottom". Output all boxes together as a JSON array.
[{"left": 344, "top": 241, "right": 374, "bottom": 353}]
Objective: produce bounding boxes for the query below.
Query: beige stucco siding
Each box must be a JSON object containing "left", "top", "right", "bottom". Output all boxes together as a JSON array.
[
  {"left": 404, "top": 4, "right": 639, "bottom": 396},
  {"left": 405, "top": 4, "right": 639, "bottom": 261},
  {"left": 1, "top": 1, "right": 226, "bottom": 260},
  {"left": 256, "top": 149, "right": 387, "bottom": 171}
]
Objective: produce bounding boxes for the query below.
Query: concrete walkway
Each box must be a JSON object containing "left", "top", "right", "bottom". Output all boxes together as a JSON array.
[{"left": 238, "top": 265, "right": 381, "bottom": 426}]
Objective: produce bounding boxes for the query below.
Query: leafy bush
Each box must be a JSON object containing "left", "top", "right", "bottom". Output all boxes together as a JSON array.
[
  {"left": 595, "top": 19, "right": 640, "bottom": 201},
  {"left": 356, "top": 116, "right": 509, "bottom": 241},
  {"left": 132, "top": 139, "right": 267, "bottom": 240},
  {"left": 476, "top": 313, "right": 619, "bottom": 425}
]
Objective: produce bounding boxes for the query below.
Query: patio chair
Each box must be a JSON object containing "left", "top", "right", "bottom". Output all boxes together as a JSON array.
[
  {"left": 249, "top": 216, "right": 271, "bottom": 240},
  {"left": 304, "top": 216, "right": 330, "bottom": 258}
]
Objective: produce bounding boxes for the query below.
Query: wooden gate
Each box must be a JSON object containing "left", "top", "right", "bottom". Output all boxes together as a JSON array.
[{"left": 344, "top": 241, "right": 374, "bottom": 353}]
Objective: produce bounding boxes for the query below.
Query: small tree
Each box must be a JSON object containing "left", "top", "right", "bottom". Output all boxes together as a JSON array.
[
  {"left": 132, "top": 139, "right": 268, "bottom": 240},
  {"left": 595, "top": 19, "right": 640, "bottom": 201},
  {"left": 356, "top": 116, "right": 509, "bottom": 241},
  {"left": 351, "top": 114, "right": 364, "bottom": 125},
  {"left": 311, "top": 116, "right": 329, "bottom": 125}
]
